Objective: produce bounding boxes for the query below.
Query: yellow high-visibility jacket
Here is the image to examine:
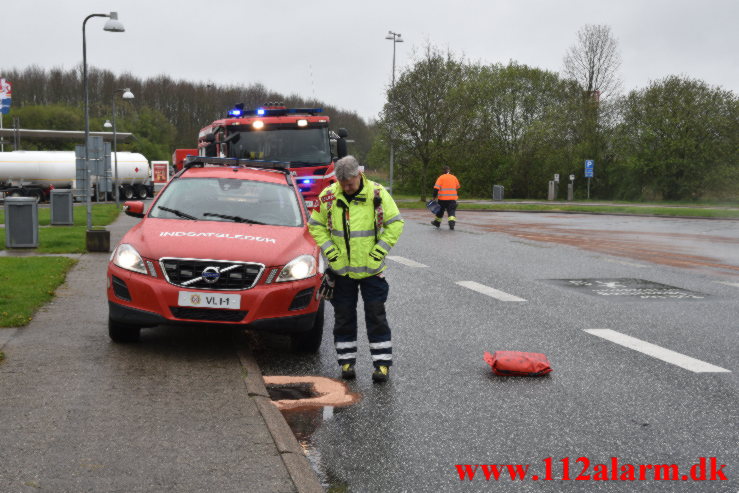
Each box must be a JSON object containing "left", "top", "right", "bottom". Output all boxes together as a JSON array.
[{"left": 308, "top": 176, "right": 404, "bottom": 279}]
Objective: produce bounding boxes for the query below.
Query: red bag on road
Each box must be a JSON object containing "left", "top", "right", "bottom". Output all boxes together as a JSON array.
[{"left": 483, "top": 351, "right": 553, "bottom": 376}]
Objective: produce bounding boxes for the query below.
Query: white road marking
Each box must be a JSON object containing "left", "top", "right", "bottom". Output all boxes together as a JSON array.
[
  {"left": 456, "top": 281, "right": 526, "bottom": 302},
  {"left": 717, "top": 281, "right": 739, "bottom": 288},
  {"left": 386, "top": 256, "right": 428, "bottom": 268},
  {"left": 602, "top": 258, "right": 647, "bottom": 268},
  {"left": 584, "top": 329, "right": 731, "bottom": 373}
]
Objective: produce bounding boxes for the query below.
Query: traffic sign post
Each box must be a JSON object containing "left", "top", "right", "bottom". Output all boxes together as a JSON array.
[{"left": 584, "top": 160, "right": 595, "bottom": 199}]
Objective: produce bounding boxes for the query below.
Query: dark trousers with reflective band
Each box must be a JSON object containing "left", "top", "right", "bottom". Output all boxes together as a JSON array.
[
  {"left": 436, "top": 200, "right": 457, "bottom": 220},
  {"left": 331, "top": 274, "right": 392, "bottom": 368}
]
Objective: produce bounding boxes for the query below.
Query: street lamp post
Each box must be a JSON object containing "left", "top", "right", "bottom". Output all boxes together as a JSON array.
[
  {"left": 385, "top": 30, "right": 403, "bottom": 194},
  {"left": 108, "top": 88, "right": 134, "bottom": 206},
  {"left": 82, "top": 12, "right": 124, "bottom": 232}
]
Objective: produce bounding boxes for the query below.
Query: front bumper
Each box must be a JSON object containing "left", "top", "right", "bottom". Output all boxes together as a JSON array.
[{"left": 107, "top": 263, "right": 320, "bottom": 334}]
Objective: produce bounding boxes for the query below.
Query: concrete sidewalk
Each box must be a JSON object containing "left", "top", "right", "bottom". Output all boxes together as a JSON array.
[{"left": 0, "top": 212, "right": 323, "bottom": 492}]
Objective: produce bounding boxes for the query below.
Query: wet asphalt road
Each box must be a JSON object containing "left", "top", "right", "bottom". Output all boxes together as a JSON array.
[{"left": 254, "top": 210, "right": 738, "bottom": 492}]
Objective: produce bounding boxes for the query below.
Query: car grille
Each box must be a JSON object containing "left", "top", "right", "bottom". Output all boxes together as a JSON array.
[
  {"left": 160, "top": 258, "right": 263, "bottom": 290},
  {"left": 170, "top": 307, "right": 248, "bottom": 322}
]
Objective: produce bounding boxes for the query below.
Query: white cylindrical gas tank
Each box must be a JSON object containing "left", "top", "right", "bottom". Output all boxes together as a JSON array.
[
  {"left": 112, "top": 152, "right": 150, "bottom": 185},
  {"left": 0, "top": 151, "right": 150, "bottom": 188},
  {"left": 0, "top": 151, "right": 77, "bottom": 188}
]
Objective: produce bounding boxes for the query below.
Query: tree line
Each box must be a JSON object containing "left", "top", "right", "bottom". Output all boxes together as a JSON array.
[
  {"left": 3, "top": 24, "right": 737, "bottom": 201},
  {"left": 0, "top": 65, "right": 373, "bottom": 162},
  {"left": 371, "top": 26, "right": 738, "bottom": 201}
]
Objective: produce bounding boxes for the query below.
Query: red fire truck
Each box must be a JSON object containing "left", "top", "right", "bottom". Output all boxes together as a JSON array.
[{"left": 172, "top": 103, "right": 348, "bottom": 209}]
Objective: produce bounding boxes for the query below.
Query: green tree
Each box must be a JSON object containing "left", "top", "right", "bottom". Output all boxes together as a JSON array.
[
  {"left": 461, "top": 63, "right": 582, "bottom": 198},
  {"left": 380, "top": 45, "right": 468, "bottom": 199},
  {"left": 126, "top": 107, "right": 177, "bottom": 161},
  {"left": 612, "top": 76, "right": 738, "bottom": 200}
]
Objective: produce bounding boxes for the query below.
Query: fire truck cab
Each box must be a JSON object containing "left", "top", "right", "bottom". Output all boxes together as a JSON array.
[{"left": 173, "top": 103, "right": 348, "bottom": 209}]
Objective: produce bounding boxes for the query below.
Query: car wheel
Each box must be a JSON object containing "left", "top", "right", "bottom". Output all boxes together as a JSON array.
[
  {"left": 291, "top": 300, "right": 324, "bottom": 353},
  {"left": 108, "top": 318, "right": 141, "bottom": 343}
]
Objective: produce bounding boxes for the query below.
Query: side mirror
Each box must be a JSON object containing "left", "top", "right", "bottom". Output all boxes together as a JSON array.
[
  {"left": 123, "top": 201, "right": 145, "bottom": 218},
  {"left": 336, "top": 128, "right": 349, "bottom": 159},
  {"left": 203, "top": 133, "right": 216, "bottom": 143}
]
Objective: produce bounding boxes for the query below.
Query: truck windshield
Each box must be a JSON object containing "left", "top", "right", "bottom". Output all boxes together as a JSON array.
[
  {"left": 150, "top": 177, "right": 303, "bottom": 227},
  {"left": 228, "top": 127, "right": 331, "bottom": 167}
]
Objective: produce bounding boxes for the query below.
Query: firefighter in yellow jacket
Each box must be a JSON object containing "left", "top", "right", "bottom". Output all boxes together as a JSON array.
[
  {"left": 308, "top": 156, "right": 404, "bottom": 383},
  {"left": 431, "top": 165, "right": 461, "bottom": 230}
]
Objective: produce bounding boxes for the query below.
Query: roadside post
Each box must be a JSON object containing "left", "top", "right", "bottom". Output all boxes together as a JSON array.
[
  {"left": 585, "top": 160, "right": 594, "bottom": 199},
  {"left": 568, "top": 174, "right": 575, "bottom": 201}
]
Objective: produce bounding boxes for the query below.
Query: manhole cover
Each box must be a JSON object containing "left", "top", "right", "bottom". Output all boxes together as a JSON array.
[
  {"left": 549, "top": 278, "right": 707, "bottom": 300},
  {"left": 266, "top": 383, "right": 316, "bottom": 401}
]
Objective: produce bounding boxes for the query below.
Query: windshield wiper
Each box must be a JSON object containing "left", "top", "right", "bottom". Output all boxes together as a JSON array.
[
  {"left": 203, "top": 212, "right": 267, "bottom": 225},
  {"left": 158, "top": 206, "right": 198, "bottom": 220}
]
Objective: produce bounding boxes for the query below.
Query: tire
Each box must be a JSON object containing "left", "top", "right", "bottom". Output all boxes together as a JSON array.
[
  {"left": 291, "top": 300, "right": 324, "bottom": 353},
  {"left": 108, "top": 318, "right": 141, "bottom": 343},
  {"left": 120, "top": 185, "right": 134, "bottom": 201},
  {"left": 135, "top": 184, "right": 148, "bottom": 200},
  {"left": 29, "top": 189, "right": 43, "bottom": 203}
]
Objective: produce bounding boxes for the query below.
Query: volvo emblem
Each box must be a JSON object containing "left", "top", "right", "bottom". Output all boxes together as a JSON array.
[{"left": 201, "top": 266, "right": 221, "bottom": 284}]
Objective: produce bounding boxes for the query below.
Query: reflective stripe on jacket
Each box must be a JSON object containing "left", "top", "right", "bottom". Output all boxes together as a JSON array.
[
  {"left": 434, "top": 173, "right": 460, "bottom": 200},
  {"left": 308, "top": 176, "right": 404, "bottom": 280}
]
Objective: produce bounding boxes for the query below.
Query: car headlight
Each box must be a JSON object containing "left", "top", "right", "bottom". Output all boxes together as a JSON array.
[
  {"left": 112, "top": 243, "right": 147, "bottom": 274},
  {"left": 277, "top": 254, "right": 317, "bottom": 282}
]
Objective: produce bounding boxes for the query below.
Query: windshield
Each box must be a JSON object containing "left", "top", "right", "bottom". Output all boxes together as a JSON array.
[
  {"left": 150, "top": 177, "right": 303, "bottom": 227},
  {"left": 228, "top": 127, "right": 331, "bottom": 167}
]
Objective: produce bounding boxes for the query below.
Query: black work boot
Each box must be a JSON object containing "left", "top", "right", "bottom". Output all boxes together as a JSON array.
[
  {"left": 341, "top": 363, "right": 356, "bottom": 380},
  {"left": 449, "top": 220, "right": 455, "bottom": 230},
  {"left": 431, "top": 219, "right": 441, "bottom": 228},
  {"left": 372, "top": 365, "right": 390, "bottom": 383}
]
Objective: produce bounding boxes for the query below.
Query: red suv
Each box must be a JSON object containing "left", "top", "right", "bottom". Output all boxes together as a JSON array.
[{"left": 107, "top": 157, "right": 324, "bottom": 351}]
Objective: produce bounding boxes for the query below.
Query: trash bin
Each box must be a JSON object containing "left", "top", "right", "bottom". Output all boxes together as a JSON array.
[
  {"left": 4, "top": 196, "right": 39, "bottom": 248},
  {"left": 50, "top": 189, "right": 74, "bottom": 225},
  {"left": 492, "top": 185, "right": 505, "bottom": 201}
]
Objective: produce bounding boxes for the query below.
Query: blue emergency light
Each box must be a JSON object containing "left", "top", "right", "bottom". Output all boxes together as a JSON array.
[
  {"left": 228, "top": 103, "right": 245, "bottom": 117},
  {"left": 257, "top": 108, "right": 266, "bottom": 116},
  {"left": 302, "top": 179, "right": 312, "bottom": 185}
]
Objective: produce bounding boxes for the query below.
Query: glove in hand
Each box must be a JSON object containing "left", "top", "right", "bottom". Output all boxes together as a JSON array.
[{"left": 318, "top": 269, "right": 336, "bottom": 300}]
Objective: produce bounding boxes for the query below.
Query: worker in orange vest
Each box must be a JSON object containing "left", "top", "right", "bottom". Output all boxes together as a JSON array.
[{"left": 431, "top": 166, "right": 460, "bottom": 230}]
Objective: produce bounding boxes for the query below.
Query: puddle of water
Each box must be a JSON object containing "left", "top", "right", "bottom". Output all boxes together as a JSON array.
[{"left": 264, "top": 376, "right": 358, "bottom": 491}]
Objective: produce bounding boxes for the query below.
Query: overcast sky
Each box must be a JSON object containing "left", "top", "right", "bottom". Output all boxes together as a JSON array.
[{"left": 2, "top": 0, "right": 737, "bottom": 122}]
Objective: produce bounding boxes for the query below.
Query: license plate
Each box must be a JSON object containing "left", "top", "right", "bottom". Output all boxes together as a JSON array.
[
  {"left": 304, "top": 200, "right": 316, "bottom": 208},
  {"left": 178, "top": 291, "right": 241, "bottom": 310}
]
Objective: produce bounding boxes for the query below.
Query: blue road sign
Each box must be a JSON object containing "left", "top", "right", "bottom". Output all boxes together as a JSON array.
[{"left": 585, "top": 159, "right": 594, "bottom": 178}]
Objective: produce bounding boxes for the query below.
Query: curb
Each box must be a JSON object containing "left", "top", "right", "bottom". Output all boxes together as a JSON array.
[
  {"left": 0, "top": 328, "right": 18, "bottom": 357},
  {"left": 237, "top": 346, "right": 325, "bottom": 493}
]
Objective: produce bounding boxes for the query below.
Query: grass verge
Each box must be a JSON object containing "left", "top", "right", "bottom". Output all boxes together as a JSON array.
[
  {"left": 0, "top": 257, "right": 77, "bottom": 327},
  {"left": 397, "top": 201, "right": 739, "bottom": 219},
  {"left": 0, "top": 204, "right": 121, "bottom": 252},
  {"left": 0, "top": 203, "right": 120, "bottom": 226}
]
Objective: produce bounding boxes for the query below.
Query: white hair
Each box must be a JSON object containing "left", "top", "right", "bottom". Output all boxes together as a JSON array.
[{"left": 335, "top": 155, "right": 361, "bottom": 181}]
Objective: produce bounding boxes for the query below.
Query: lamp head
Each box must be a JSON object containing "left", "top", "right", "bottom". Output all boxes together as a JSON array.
[
  {"left": 104, "top": 120, "right": 113, "bottom": 128},
  {"left": 122, "top": 88, "right": 134, "bottom": 99},
  {"left": 104, "top": 12, "right": 125, "bottom": 32}
]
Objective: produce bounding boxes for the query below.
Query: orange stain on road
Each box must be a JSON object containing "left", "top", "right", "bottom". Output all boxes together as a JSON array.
[{"left": 263, "top": 375, "right": 361, "bottom": 411}]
